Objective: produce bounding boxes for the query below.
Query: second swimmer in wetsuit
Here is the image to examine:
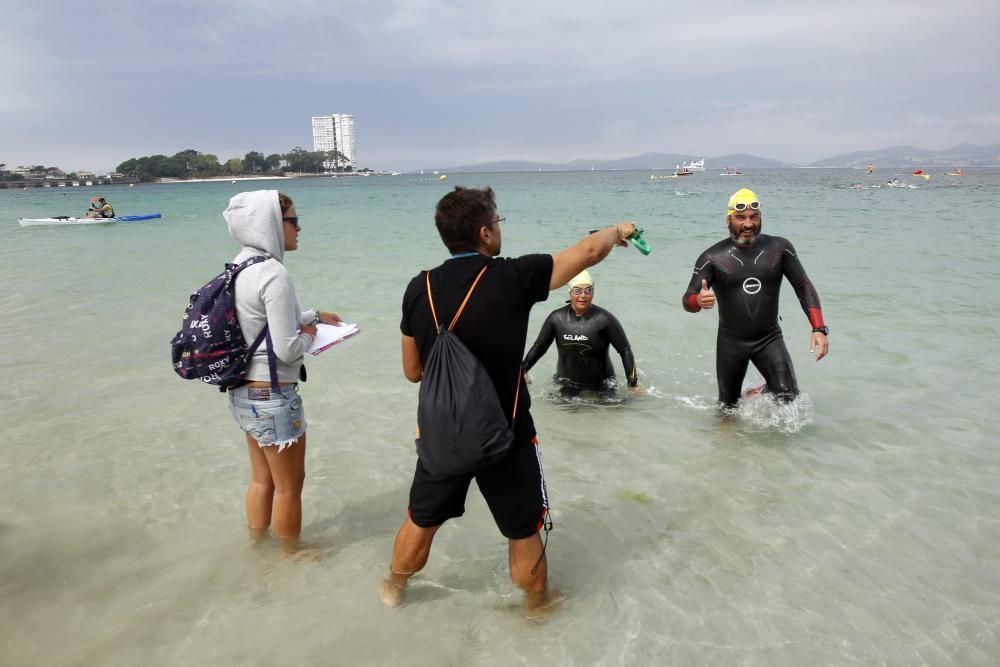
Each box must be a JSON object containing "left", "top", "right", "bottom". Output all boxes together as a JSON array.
[
  {"left": 523, "top": 270, "right": 638, "bottom": 393},
  {"left": 682, "top": 188, "right": 829, "bottom": 408}
]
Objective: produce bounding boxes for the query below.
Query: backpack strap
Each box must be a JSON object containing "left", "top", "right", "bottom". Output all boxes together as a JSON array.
[
  {"left": 425, "top": 264, "right": 489, "bottom": 334},
  {"left": 232, "top": 255, "right": 279, "bottom": 390},
  {"left": 511, "top": 366, "right": 523, "bottom": 423},
  {"left": 448, "top": 265, "right": 489, "bottom": 331},
  {"left": 425, "top": 271, "right": 441, "bottom": 333}
]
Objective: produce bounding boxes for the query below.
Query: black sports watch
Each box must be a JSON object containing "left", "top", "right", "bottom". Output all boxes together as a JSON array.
[{"left": 812, "top": 326, "right": 829, "bottom": 335}]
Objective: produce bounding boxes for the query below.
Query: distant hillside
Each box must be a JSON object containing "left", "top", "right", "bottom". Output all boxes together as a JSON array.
[
  {"left": 810, "top": 143, "right": 1000, "bottom": 168},
  {"left": 439, "top": 152, "right": 789, "bottom": 173}
]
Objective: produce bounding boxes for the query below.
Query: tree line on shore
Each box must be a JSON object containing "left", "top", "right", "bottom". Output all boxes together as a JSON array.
[
  {"left": 117, "top": 148, "right": 355, "bottom": 181},
  {"left": 2, "top": 147, "right": 357, "bottom": 183}
]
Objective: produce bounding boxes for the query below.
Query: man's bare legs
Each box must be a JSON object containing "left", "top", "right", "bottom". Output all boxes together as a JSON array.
[
  {"left": 380, "top": 518, "right": 440, "bottom": 607},
  {"left": 509, "top": 533, "right": 557, "bottom": 619}
]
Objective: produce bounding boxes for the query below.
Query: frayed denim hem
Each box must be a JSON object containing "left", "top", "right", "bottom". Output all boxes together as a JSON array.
[{"left": 257, "top": 437, "right": 299, "bottom": 453}]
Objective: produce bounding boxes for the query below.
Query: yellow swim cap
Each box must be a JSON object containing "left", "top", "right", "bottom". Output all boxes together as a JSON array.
[
  {"left": 568, "top": 270, "right": 594, "bottom": 288},
  {"left": 727, "top": 188, "right": 760, "bottom": 216}
]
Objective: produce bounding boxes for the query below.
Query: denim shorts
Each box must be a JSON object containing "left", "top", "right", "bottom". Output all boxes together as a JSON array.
[{"left": 228, "top": 384, "right": 306, "bottom": 450}]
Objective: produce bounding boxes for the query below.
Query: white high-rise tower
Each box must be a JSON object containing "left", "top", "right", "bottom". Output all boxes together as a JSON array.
[{"left": 311, "top": 114, "right": 356, "bottom": 170}]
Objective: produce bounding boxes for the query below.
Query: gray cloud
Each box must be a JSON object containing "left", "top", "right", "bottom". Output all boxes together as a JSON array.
[{"left": 2, "top": 0, "right": 997, "bottom": 171}]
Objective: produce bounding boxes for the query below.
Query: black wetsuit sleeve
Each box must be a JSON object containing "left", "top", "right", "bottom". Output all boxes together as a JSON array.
[
  {"left": 781, "top": 240, "right": 826, "bottom": 329},
  {"left": 522, "top": 311, "right": 557, "bottom": 372},
  {"left": 605, "top": 313, "right": 638, "bottom": 386},
  {"left": 683, "top": 250, "right": 714, "bottom": 312}
]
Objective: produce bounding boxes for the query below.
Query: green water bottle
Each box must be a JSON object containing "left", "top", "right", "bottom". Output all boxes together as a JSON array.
[{"left": 629, "top": 227, "right": 651, "bottom": 255}]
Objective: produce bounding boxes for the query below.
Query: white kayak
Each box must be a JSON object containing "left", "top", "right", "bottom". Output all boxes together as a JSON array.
[{"left": 18, "top": 213, "right": 162, "bottom": 227}]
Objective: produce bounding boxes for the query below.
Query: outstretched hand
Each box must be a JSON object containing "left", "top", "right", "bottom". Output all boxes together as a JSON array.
[
  {"left": 810, "top": 332, "right": 829, "bottom": 361},
  {"left": 697, "top": 279, "right": 716, "bottom": 309},
  {"left": 615, "top": 222, "right": 637, "bottom": 246}
]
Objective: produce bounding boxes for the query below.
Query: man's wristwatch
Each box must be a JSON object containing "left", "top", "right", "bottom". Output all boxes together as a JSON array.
[
  {"left": 310, "top": 310, "right": 321, "bottom": 326},
  {"left": 812, "top": 326, "right": 829, "bottom": 335}
]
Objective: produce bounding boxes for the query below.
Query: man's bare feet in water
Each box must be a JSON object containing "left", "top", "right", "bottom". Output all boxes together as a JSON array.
[
  {"left": 523, "top": 588, "right": 566, "bottom": 622},
  {"left": 380, "top": 573, "right": 409, "bottom": 608}
]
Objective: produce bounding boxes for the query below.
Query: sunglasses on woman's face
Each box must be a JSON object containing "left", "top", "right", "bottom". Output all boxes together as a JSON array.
[
  {"left": 283, "top": 216, "right": 300, "bottom": 230},
  {"left": 732, "top": 201, "right": 760, "bottom": 211},
  {"left": 570, "top": 286, "right": 594, "bottom": 296}
]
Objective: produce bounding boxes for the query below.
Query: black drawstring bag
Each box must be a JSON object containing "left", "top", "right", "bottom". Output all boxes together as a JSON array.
[{"left": 416, "top": 265, "right": 520, "bottom": 477}]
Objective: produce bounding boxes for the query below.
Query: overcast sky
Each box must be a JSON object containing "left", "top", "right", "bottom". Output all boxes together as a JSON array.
[{"left": 3, "top": 1, "right": 998, "bottom": 172}]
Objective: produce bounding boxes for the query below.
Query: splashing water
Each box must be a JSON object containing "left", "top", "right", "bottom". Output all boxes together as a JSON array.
[{"left": 734, "top": 391, "right": 814, "bottom": 433}]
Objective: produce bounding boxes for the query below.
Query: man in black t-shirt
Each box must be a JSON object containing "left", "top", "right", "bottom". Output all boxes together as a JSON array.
[{"left": 380, "top": 186, "right": 636, "bottom": 618}]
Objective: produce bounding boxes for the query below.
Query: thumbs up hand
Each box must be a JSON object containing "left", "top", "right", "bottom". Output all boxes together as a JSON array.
[{"left": 697, "top": 279, "right": 716, "bottom": 309}]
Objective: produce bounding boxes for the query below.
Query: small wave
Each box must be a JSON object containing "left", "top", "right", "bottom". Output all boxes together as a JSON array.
[
  {"left": 673, "top": 394, "right": 714, "bottom": 410},
  {"left": 538, "top": 378, "right": 627, "bottom": 408}
]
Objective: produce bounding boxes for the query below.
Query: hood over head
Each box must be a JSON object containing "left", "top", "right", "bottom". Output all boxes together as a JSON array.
[{"left": 224, "top": 190, "right": 284, "bottom": 262}]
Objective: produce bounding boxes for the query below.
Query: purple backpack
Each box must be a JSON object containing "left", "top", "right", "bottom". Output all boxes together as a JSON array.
[{"left": 170, "top": 256, "right": 277, "bottom": 391}]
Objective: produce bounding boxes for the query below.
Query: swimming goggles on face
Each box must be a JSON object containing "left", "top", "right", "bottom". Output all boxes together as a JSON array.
[
  {"left": 731, "top": 201, "right": 760, "bottom": 212},
  {"left": 570, "top": 286, "right": 594, "bottom": 296}
]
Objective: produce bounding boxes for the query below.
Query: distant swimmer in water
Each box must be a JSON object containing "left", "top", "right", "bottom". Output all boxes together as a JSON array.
[
  {"left": 523, "top": 270, "right": 640, "bottom": 397},
  {"left": 681, "top": 188, "right": 830, "bottom": 409}
]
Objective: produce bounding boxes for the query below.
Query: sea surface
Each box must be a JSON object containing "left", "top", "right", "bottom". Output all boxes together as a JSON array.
[{"left": 2, "top": 169, "right": 998, "bottom": 665}]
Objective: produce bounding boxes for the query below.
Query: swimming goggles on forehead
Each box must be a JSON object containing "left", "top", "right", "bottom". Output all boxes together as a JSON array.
[
  {"left": 731, "top": 201, "right": 760, "bottom": 212},
  {"left": 570, "top": 286, "right": 594, "bottom": 295}
]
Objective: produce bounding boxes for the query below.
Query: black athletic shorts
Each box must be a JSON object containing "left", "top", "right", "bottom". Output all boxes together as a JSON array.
[{"left": 408, "top": 438, "right": 549, "bottom": 540}]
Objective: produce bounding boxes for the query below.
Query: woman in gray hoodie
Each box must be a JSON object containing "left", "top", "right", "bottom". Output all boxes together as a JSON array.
[{"left": 224, "top": 190, "right": 341, "bottom": 554}]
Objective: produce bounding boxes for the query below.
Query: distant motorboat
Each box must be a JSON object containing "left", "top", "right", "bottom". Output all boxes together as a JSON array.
[
  {"left": 945, "top": 169, "right": 965, "bottom": 176},
  {"left": 719, "top": 167, "right": 741, "bottom": 176},
  {"left": 682, "top": 159, "right": 705, "bottom": 171}
]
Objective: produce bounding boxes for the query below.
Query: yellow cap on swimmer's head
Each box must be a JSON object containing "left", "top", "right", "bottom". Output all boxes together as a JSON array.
[
  {"left": 568, "top": 270, "right": 593, "bottom": 288},
  {"left": 727, "top": 188, "right": 760, "bottom": 216}
]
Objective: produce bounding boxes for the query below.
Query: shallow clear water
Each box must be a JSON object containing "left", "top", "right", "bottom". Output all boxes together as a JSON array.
[{"left": 1, "top": 170, "right": 998, "bottom": 664}]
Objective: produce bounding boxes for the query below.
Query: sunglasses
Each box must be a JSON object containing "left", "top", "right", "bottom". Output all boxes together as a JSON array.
[
  {"left": 570, "top": 286, "right": 594, "bottom": 296},
  {"left": 283, "top": 216, "right": 300, "bottom": 229},
  {"left": 731, "top": 201, "right": 760, "bottom": 212}
]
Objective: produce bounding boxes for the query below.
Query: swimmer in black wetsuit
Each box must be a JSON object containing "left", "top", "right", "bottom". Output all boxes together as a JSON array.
[
  {"left": 682, "top": 188, "right": 830, "bottom": 408},
  {"left": 523, "top": 270, "right": 639, "bottom": 394}
]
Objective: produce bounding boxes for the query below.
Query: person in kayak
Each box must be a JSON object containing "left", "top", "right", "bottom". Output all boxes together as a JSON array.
[
  {"left": 86, "top": 197, "right": 114, "bottom": 218},
  {"left": 682, "top": 188, "right": 829, "bottom": 409},
  {"left": 523, "top": 270, "right": 639, "bottom": 394}
]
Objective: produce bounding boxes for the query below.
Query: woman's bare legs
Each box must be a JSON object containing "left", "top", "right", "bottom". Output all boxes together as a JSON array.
[
  {"left": 260, "top": 434, "right": 308, "bottom": 553},
  {"left": 245, "top": 434, "right": 275, "bottom": 544}
]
